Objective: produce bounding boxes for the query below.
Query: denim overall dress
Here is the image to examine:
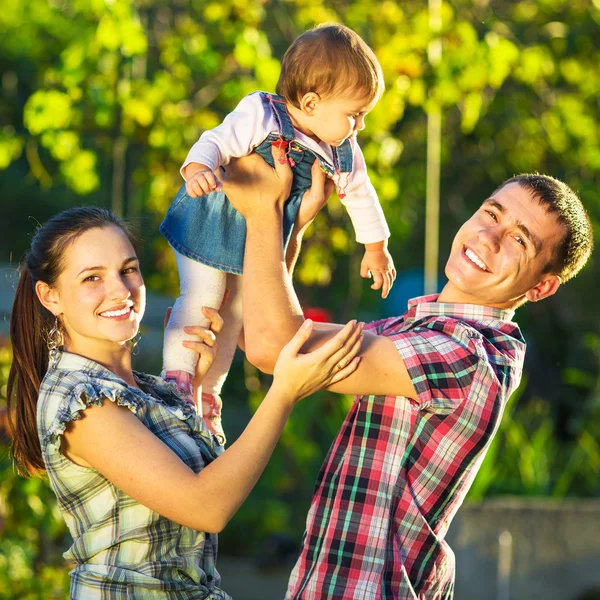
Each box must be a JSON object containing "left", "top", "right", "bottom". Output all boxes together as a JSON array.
[{"left": 160, "top": 92, "right": 354, "bottom": 275}]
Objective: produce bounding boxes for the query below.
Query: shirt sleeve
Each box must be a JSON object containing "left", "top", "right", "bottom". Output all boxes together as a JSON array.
[
  {"left": 336, "top": 137, "right": 391, "bottom": 244},
  {"left": 368, "top": 317, "right": 494, "bottom": 415},
  {"left": 40, "top": 374, "right": 144, "bottom": 456},
  {"left": 181, "top": 93, "right": 272, "bottom": 177}
]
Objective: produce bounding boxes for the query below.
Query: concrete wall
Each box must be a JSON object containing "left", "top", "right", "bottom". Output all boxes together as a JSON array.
[
  {"left": 447, "top": 498, "right": 600, "bottom": 600},
  {"left": 0, "top": 264, "right": 17, "bottom": 337}
]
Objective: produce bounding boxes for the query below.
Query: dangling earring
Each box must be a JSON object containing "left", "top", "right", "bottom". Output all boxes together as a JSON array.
[
  {"left": 47, "top": 315, "right": 64, "bottom": 364},
  {"left": 130, "top": 333, "right": 142, "bottom": 356}
]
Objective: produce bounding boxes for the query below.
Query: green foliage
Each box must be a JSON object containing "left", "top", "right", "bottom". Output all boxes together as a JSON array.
[
  {"left": 0, "top": 338, "right": 70, "bottom": 596},
  {"left": 468, "top": 376, "right": 600, "bottom": 500}
]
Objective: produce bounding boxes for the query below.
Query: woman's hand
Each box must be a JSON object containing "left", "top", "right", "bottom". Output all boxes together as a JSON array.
[
  {"left": 182, "top": 306, "right": 224, "bottom": 386},
  {"left": 163, "top": 305, "right": 225, "bottom": 389},
  {"left": 271, "top": 319, "right": 363, "bottom": 402}
]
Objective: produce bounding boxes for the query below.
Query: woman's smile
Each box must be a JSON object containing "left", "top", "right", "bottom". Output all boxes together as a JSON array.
[{"left": 98, "top": 304, "right": 135, "bottom": 320}]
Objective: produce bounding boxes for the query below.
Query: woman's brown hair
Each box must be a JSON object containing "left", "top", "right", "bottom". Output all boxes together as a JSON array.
[{"left": 7, "top": 207, "right": 134, "bottom": 476}]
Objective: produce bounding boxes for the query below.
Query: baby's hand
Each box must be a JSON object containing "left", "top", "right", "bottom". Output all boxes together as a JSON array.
[
  {"left": 360, "top": 244, "right": 397, "bottom": 299},
  {"left": 185, "top": 165, "right": 222, "bottom": 198}
]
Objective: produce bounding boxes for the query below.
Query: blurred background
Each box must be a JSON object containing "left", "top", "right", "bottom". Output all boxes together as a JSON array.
[{"left": 0, "top": 0, "right": 599, "bottom": 598}]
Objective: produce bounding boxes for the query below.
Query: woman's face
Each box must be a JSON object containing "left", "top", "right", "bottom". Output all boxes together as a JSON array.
[{"left": 46, "top": 225, "right": 146, "bottom": 357}]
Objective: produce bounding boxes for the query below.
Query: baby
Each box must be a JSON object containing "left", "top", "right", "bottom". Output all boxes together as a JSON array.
[{"left": 160, "top": 24, "right": 395, "bottom": 445}]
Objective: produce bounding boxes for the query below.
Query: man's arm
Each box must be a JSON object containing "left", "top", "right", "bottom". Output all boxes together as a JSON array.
[
  {"left": 284, "top": 162, "right": 335, "bottom": 275},
  {"left": 223, "top": 149, "right": 418, "bottom": 399},
  {"left": 284, "top": 224, "right": 302, "bottom": 275}
]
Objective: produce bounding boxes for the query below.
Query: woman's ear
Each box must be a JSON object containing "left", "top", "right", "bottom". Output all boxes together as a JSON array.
[
  {"left": 299, "top": 92, "right": 321, "bottom": 116},
  {"left": 35, "top": 280, "right": 61, "bottom": 316}
]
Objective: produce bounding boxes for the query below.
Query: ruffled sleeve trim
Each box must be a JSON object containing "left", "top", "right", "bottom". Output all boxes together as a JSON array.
[{"left": 43, "top": 380, "right": 144, "bottom": 453}]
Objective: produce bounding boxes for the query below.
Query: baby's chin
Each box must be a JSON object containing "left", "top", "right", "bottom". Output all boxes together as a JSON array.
[{"left": 329, "top": 133, "right": 357, "bottom": 147}]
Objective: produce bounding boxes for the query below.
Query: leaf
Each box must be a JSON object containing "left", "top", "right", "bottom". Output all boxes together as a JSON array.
[{"left": 23, "top": 90, "right": 74, "bottom": 135}]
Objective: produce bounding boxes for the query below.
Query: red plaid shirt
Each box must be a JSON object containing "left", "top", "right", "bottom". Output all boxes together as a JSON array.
[{"left": 286, "top": 295, "right": 525, "bottom": 600}]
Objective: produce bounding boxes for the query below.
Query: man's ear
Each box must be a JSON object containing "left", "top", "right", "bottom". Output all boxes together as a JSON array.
[
  {"left": 525, "top": 274, "right": 561, "bottom": 303},
  {"left": 35, "top": 280, "right": 61, "bottom": 316},
  {"left": 299, "top": 92, "right": 321, "bottom": 116}
]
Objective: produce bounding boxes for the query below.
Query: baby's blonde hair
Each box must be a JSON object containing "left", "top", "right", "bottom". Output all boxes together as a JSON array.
[{"left": 276, "top": 24, "right": 385, "bottom": 107}]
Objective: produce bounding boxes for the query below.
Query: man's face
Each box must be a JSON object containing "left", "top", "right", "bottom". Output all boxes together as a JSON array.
[{"left": 443, "top": 183, "right": 565, "bottom": 309}]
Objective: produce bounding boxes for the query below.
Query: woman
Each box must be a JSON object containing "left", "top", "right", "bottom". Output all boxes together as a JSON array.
[{"left": 7, "top": 206, "right": 362, "bottom": 598}]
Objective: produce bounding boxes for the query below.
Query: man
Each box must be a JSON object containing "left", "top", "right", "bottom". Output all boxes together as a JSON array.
[{"left": 221, "top": 148, "right": 593, "bottom": 599}]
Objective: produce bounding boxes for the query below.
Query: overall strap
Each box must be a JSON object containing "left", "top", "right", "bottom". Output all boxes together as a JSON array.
[
  {"left": 331, "top": 138, "right": 354, "bottom": 174},
  {"left": 260, "top": 92, "right": 295, "bottom": 142}
]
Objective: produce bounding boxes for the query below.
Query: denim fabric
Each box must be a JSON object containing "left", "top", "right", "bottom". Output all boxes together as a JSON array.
[{"left": 160, "top": 92, "right": 354, "bottom": 275}]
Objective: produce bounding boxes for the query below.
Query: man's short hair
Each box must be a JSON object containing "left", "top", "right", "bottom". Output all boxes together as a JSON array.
[
  {"left": 276, "top": 24, "right": 385, "bottom": 107},
  {"left": 498, "top": 174, "right": 593, "bottom": 282}
]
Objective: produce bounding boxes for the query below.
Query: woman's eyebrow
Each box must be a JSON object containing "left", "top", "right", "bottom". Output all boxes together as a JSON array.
[
  {"left": 77, "top": 265, "right": 105, "bottom": 276},
  {"left": 77, "top": 257, "right": 138, "bottom": 277}
]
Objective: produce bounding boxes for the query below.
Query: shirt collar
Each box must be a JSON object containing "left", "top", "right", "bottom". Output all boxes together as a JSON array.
[
  {"left": 54, "top": 350, "right": 127, "bottom": 383},
  {"left": 405, "top": 294, "right": 516, "bottom": 324}
]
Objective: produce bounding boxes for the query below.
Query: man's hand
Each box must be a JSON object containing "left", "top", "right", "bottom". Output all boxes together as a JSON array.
[
  {"left": 360, "top": 243, "right": 397, "bottom": 299},
  {"left": 296, "top": 160, "right": 335, "bottom": 232},
  {"left": 221, "top": 145, "right": 293, "bottom": 219}
]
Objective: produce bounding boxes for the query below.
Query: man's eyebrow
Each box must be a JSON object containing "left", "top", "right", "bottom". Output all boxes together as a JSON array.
[
  {"left": 483, "top": 198, "right": 505, "bottom": 213},
  {"left": 77, "top": 256, "right": 138, "bottom": 277},
  {"left": 482, "top": 199, "right": 542, "bottom": 254}
]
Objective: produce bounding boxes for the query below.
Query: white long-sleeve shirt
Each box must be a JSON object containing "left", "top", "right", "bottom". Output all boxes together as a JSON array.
[{"left": 182, "top": 93, "right": 390, "bottom": 245}]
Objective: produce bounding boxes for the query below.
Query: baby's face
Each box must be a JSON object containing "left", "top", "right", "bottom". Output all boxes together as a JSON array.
[{"left": 309, "top": 93, "right": 378, "bottom": 147}]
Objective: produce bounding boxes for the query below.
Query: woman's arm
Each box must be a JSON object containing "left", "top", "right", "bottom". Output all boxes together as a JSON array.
[{"left": 61, "top": 319, "right": 362, "bottom": 534}]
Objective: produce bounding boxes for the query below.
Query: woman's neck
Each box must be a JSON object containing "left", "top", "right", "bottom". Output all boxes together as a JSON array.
[{"left": 64, "top": 339, "right": 137, "bottom": 387}]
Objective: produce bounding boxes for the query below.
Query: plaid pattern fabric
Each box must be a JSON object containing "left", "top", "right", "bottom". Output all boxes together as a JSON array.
[
  {"left": 286, "top": 295, "right": 526, "bottom": 600},
  {"left": 37, "top": 351, "right": 230, "bottom": 599}
]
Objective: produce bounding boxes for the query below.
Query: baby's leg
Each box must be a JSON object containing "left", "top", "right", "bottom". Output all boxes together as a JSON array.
[
  {"left": 201, "top": 272, "right": 243, "bottom": 446},
  {"left": 162, "top": 249, "right": 226, "bottom": 394},
  {"left": 202, "top": 272, "right": 243, "bottom": 396}
]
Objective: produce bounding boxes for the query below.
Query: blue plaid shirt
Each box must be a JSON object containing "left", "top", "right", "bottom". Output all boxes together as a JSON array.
[{"left": 37, "top": 351, "right": 230, "bottom": 599}]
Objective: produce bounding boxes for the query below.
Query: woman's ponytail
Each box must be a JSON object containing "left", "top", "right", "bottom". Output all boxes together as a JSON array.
[{"left": 6, "top": 263, "right": 51, "bottom": 475}]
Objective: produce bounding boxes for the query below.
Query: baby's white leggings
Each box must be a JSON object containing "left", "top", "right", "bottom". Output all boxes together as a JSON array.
[{"left": 162, "top": 248, "right": 243, "bottom": 396}]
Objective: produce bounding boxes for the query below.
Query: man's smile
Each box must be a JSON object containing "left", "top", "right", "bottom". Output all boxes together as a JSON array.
[{"left": 463, "top": 246, "right": 490, "bottom": 272}]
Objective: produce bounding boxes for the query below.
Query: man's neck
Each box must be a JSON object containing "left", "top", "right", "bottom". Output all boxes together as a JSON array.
[{"left": 437, "top": 281, "right": 520, "bottom": 311}]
